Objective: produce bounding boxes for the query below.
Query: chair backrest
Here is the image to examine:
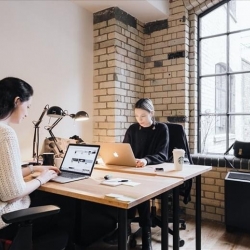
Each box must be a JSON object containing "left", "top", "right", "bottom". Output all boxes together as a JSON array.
[
  {"left": 166, "top": 122, "right": 193, "bottom": 204},
  {"left": 166, "top": 122, "right": 193, "bottom": 164}
]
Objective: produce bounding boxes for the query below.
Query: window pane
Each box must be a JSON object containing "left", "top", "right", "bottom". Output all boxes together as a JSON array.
[
  {"left": 200, "top": 3, "right": 227, "bottom": 37},
  {"left": 231, "top": 73, "right": 250, "bottom": 113},
  {"left": 200, "top": 77, "right": 215, "bottom": 114},
  {"left": 200, "top": 36, "right": 227, "bottom": 75},
  {"left": 231, "top": 115, "right": 250, "bottom": 141},
  {"left": 200, "top": 115, "right": 226, "bottom": 154},
  {"left": 230, "top": 0, "right": 250, "bottom": 32},
  {"left": 229, "top": 31, "right": 250, "bottom": 72},
  {"left": 200, "top": 76, "right": 227, "bottom": 114}
]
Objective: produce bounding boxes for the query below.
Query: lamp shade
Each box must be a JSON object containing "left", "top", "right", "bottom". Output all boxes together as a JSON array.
[
  {"left": 74, "top": 111, "right": 89, "bottom": 121},
  {"left": 47, "top": 106, "right": 65, "bottom": 118}
]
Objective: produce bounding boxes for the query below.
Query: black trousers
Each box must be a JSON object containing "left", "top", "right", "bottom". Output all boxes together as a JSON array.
[{"left": 128, "top": 200, "right": 151, "bottom": 227}]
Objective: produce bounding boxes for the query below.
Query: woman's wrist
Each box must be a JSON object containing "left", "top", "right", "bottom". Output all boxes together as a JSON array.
[{"left": 35, "top": 178, "right": 42, "bottom": 186}]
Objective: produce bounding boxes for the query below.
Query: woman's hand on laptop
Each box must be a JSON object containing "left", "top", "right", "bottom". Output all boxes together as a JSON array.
[
  {"left": 37, "top": 169, "right": 58, "bottom": 184},
  {"left": 135, "top": 158, "right": 147, "bottom": 168},
  {"left": 34, "top": 165, "right": 61, "bottom": 174}
]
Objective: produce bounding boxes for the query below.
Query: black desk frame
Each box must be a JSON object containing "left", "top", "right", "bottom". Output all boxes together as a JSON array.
[{"left": 172, "top": 175, "right": 202, "bottom": 250}]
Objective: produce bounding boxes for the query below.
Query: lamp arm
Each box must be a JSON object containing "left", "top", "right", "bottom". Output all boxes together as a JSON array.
[
  {"left": 33, "top": 104, "right": 49, "bottom": 127},
  {"left": 47, "top": 117, "right": 63, "bottom": 131},
  {"left": 32, "top": 126, "right": 39, "bottom": 162},
  {"left": 32, "top": 104, "right": 49, "bottom": 164},
  {"left": 48, "top": 130, "right": 64, "bottom": 154},
  {"left": 45, "top": 117, "right": 64, "bottom": 154}
]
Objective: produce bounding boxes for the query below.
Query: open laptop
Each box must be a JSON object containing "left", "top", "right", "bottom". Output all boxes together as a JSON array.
[
  {"left": 99, "top": 142, "right": 136, "bottom": 167},
  {"left": 52, "top": 143, "right": 100, "bottom": 183}
]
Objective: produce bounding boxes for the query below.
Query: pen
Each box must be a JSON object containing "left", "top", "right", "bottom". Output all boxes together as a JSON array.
[{"left": 119, "top": 180, "right": 129, "bottom": 182}]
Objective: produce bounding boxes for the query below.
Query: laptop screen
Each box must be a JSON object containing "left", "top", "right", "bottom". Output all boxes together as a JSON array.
[{"left": 60, "top": 144, "right": 100, "bottom": 175}]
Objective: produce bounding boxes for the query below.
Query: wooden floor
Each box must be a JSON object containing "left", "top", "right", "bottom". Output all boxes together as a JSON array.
[{"left": 85, "top": 216, "right": 250, "bottom": 250}]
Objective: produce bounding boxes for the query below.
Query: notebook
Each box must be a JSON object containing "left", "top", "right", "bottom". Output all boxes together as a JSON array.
[
  {"left": 52, "top": 143, "right": 100, "bottom": 183},
  {"left": 99, "top": 142, "right": 136, "bottom": 167}
]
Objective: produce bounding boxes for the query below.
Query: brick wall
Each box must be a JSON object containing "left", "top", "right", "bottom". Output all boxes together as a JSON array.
[
  {"left": 186, "top": 167, "right": 228, "bottom": 222},
  {"left": 93, "top": 0, "right": 225, "bottom": 222}
]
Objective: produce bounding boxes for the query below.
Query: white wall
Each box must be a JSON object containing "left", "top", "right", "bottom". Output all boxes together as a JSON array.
[{"left": 0, "top": 1, "right": 94, "bottom": 160}]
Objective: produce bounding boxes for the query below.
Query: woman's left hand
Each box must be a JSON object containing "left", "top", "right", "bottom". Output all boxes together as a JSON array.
[
  {"left": 135, "top": 158, "right": 147, "bottom": 168},
  {"left": 34, "top": 165, "right": 61, "bottom": 174}
]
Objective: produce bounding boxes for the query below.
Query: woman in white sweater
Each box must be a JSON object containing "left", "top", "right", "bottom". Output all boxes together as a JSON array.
[{"left": 0, "top": 77, "right": 60, "bottom": 231}]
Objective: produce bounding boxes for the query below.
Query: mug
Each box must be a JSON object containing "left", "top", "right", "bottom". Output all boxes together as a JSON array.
[
  {"left": 42, "top": 153, "right": 54, "bottom": 166},
  {"left": 55, "top": 157, "right": 63, "bottom": 168}
]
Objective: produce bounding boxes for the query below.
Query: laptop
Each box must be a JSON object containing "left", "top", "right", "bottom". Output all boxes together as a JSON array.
[
  {"left": 99, "top": 142, "right": 136, "bottom": 167},
  {"left": 52, "top": 143, "right": 100, "bottom": 183}
]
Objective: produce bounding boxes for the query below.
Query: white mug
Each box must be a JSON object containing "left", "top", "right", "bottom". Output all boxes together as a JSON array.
[{"left": 55, "top": 157, "right": 63, "bottom": 168}]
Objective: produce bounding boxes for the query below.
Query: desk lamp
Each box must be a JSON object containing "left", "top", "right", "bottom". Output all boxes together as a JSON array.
[
  {"left": 32, "top": 104, "right": 49, "bottom": 164},
  {"left": 45, "top": 106, "right": 89, "bottom": 155}
]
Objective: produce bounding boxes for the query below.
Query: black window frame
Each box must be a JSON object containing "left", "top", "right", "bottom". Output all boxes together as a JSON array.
[{"left": 197, "top": 0, "right": 250, "bottom": 153}]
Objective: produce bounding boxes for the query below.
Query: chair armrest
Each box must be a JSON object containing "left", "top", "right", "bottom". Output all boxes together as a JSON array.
[{"left": 2, "top": 205, "right": 60, "bottom": 224}]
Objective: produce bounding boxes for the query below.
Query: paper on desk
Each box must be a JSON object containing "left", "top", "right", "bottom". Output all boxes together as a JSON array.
[
  {"left": 101, "top": 181, "right": 122, "bottom": 186},
  {"left": 121, "top": 181, "right": 140, "bottom": 186},
  {"left": 103, "top": 178, "right": 140, "bottom": 187},
  {"left": 105, "top": 193, "right": 134, "bottom": 202},
  {"left": 105, "top": 193, "right": 124, "bottom": 198},
  {"left": 116, "top": 196, "right": 134, "bottom": 202},
  {"left": 104, "top": 178, "right": 130, "bottom": 182}
]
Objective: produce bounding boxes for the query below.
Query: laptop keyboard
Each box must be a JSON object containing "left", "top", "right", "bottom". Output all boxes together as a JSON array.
[{"left": 59, "top": 172, "right": 87, "bottom": 179}]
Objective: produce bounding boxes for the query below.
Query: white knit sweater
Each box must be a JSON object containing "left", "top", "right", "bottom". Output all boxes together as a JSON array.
[{"left": 0, "top": 123, "right": 30, "bottom": 229}]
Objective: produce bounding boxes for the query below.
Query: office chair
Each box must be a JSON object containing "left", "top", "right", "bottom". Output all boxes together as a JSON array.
[
  {"left": 0, "top": 205, "right": 68, "bottom": 250},
  {"left": 129, "top": 122, "right": 193, "bottom": 248}
]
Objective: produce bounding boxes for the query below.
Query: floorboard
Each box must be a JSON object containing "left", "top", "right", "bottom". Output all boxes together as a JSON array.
[{"left": 84, "top": 215, "right": 250, "bottom": 250}]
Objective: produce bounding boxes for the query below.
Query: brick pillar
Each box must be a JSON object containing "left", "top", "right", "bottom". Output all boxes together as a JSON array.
[{"left": 93, "top": 7, "right": 144, "bottom": 143}]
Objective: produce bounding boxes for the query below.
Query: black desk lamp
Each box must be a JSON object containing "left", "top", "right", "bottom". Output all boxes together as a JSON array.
[
  {"left": 45, "top": 106, "right": 89, "bottom": 155},
  {"left": 32, "top": 104, "right": 49, "bottom": 164}
]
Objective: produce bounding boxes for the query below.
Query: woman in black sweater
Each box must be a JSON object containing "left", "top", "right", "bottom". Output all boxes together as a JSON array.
[{"left": 105, "top": 98, "right": 169, "bottom": 250}]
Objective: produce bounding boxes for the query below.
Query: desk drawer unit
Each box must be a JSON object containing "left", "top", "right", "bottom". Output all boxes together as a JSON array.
[{"left": 225, "top": 171, "right": 250, "bottom": 232}]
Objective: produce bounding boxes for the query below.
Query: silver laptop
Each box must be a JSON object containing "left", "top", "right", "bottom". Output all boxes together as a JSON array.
[
  {"left": 52, "top": 143, "right": 100, "bottom": 183},
  {"left": 99, "top": 142, "right": 136, "bottom": 167}
]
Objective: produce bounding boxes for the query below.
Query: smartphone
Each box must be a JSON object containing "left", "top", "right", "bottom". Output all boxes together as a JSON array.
[{"left": 155, "top": 167, "right": 164, "bottom": 171}]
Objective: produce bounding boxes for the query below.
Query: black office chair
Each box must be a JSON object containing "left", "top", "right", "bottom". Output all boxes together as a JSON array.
[
  {"left": 0, "top": 205, "right": 68, "bottom": 250},
  {"left": 129, "top": 122, "right": 193, "bottom": 248}
]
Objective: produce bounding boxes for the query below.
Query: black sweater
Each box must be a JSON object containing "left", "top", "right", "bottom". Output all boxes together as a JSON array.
[{"left": 123, "top": 122, "right": 169, "bottom": 165}]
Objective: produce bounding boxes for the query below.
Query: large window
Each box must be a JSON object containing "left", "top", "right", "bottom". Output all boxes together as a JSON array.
[{"left": 198, "top": 0, "right": 250, "bottom": 154}]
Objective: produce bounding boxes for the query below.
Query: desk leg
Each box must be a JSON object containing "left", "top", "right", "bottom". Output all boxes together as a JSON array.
[
  {"left": 196, "top": 175, "right": 201, "bottom": 250},
  {"left": 173, "top": 186, "right": 180, "bottom": 250},
  {"left": 118, "top": 208, "right": 128, "bottom": 250},
  {"left": 74, "top": 199, "right": 82, "bottom": 245},
  {"left": 161, "top": 191, "right": 169, "bottom": 250}
]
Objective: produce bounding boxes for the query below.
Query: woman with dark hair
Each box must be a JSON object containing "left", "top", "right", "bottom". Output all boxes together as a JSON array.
[
  {"left": 105, "top": 98, "right": 169, "bottom": 250},
  {"left": 0, "top": 77, "right": 60, "bottom": 234}
]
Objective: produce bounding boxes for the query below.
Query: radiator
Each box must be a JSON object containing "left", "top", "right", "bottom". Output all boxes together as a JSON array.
[{"left": 225, "top": 171, "right": 250, "bottom": 232}]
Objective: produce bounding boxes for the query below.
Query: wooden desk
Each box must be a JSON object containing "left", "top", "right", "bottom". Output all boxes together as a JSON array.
[
  {"left": 37, "top": 169, "right": 183, "bottom": 250},
  {"left": 95, "top": 163, "right": 212, "bottom": 250}
]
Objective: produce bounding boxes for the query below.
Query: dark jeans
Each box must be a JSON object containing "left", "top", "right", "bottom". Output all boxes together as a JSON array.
[{"left": 128, "top": 200, "right": 151, "bottom": 227}]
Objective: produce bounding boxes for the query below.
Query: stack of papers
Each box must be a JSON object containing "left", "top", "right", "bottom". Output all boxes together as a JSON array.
[
  {"left": 101, "top": 178, "right": 140, "bottom": 187},
  {"left": 105, "top": 193, "right": 135, "bottom": 202}
]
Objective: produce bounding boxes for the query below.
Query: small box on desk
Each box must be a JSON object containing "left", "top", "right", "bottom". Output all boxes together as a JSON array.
[{"left": 225, "top": 171, "right": 250, "bottom": 232}]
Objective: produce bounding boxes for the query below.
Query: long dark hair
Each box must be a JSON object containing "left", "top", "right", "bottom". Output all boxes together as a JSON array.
[{"left": 0, "top": 77, "right": 34, "bottom": 120}]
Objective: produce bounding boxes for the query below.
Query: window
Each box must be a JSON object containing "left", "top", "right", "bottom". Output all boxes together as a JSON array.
[{"left": 198, "top": 0, "right": 250, "bottom": 154}]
